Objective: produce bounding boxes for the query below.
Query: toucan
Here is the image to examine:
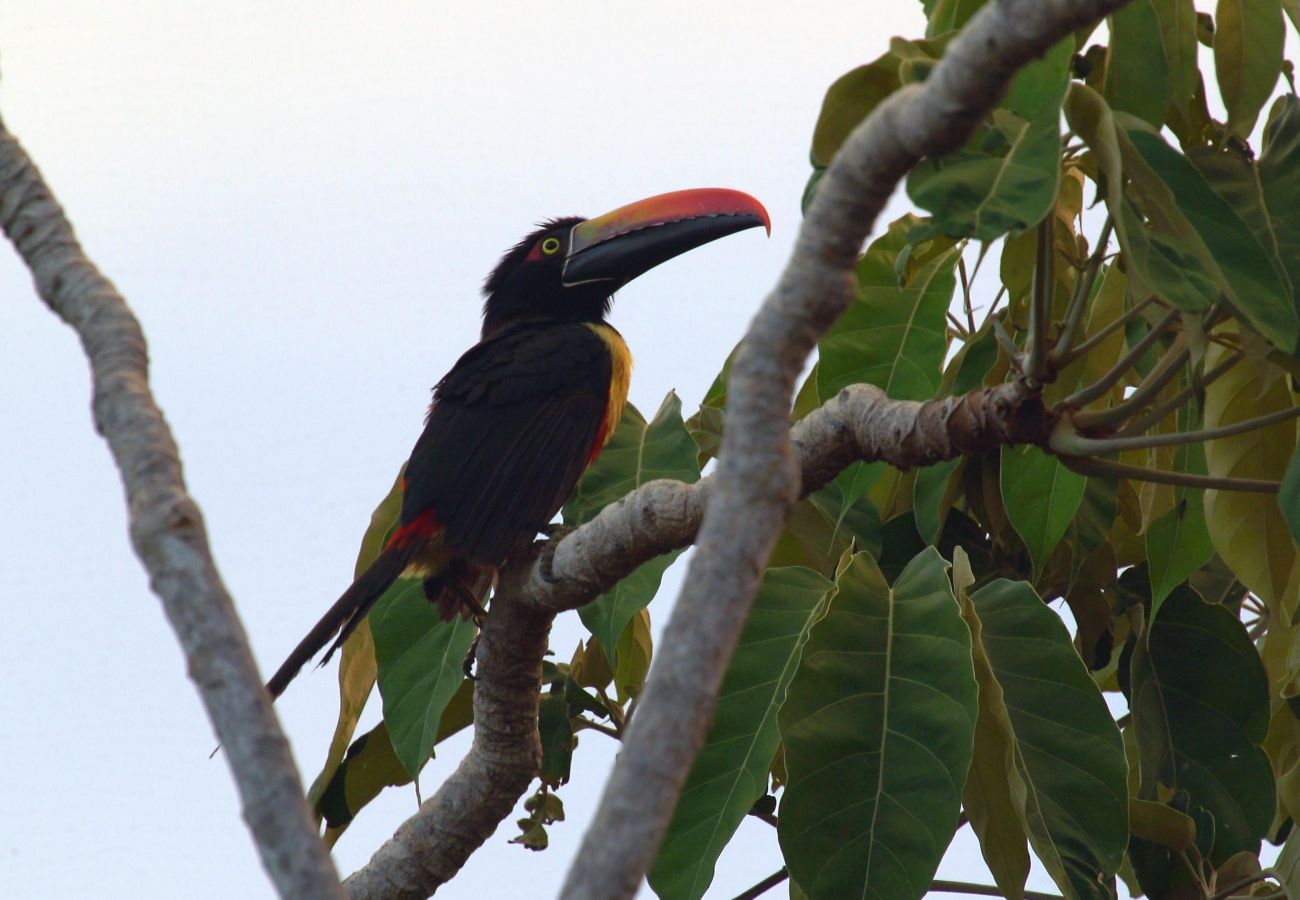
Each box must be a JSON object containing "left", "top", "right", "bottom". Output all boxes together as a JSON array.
[{"left": 266, "top": 188, "right": 770, "bottom": 699}]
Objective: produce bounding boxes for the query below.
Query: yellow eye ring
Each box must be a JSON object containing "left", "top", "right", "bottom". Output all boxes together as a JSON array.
[{"left": 541, "top": 237, "right": 561, "bottom": 255}]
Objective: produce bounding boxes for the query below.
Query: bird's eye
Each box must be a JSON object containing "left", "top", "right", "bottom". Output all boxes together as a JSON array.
[{"left": 540, "top": 236, "right": 562, "bottom": 256}]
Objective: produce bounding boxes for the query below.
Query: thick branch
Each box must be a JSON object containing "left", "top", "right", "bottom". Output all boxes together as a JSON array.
[
  {"left": 344, "top": 381, "right": 1055, "bottom": 894},
  {"left": 559, "top": 3, "right": 1133, "bottom": 898},
  {"left": 0, "top": 119, "right": 342, "bottom": 895},
  {"left": 342, "top": 596, "right": 553, "bottom": 899}
]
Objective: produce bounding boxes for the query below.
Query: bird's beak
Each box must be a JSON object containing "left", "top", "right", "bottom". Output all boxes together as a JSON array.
[{"left": 561, "top": 188, "right": 770, "bottom": 287}]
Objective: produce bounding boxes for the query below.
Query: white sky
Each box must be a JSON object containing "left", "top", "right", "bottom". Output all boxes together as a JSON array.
[{"left": 1, "top": 3, "right": 1291, "bottom": 899}]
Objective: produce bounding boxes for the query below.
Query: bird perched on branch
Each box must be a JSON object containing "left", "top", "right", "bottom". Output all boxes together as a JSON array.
[{"left": 267, "top": 187, "right": 770, "bottom": 699}]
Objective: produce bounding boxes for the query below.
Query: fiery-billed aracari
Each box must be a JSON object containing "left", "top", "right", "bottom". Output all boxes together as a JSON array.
[{"left": 266, "top": 188, "right": 769, "bottom": 699}]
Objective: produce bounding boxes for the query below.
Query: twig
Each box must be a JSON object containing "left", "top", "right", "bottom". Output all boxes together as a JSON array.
[
  {"left": 732, "top": 867, "right": 789, "bottom": 900},
  {"left": 932, "top": 880, "right": 1065, "bottom": 899},
  {"left": 0, "top": 114, "right": 341, "bottom": 897},
  {"left": 980, "top": 283, "right": 1010, "bottom": 330},
  {"left": 576, "top": 718, "right": 622, "bottom": 740}
]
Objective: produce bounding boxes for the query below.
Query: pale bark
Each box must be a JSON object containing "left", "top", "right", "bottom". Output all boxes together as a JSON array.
[{"left": 0, "top": 117, "right": 343, "bottom": 899}]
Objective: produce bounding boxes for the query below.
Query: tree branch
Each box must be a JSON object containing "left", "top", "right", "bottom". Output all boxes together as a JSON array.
[
  {"left": 344, "top": 380, "right": 1055, "bottom": 895},
  {"left": 558, "top": 5, "right": 1131, "bottom": 897},
  {"left": 0, "top": 117, "right": 342, "bottom": 896}
]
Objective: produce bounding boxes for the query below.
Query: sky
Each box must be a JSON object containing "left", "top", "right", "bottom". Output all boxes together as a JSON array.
[{"left": 0, "top": 3, "right": 1291, "bottom": 899}]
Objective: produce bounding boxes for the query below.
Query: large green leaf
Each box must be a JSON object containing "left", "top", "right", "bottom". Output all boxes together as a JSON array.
[
  {"left": 564, "top": 392, "right": 701, "bottom": 666},
  {"left": 778, "top": 549, "right": 977, "bottom": 899},
  {"left": 649, "top": 567, "right": 834, "bottom": 900},
  {"left": 564, "top": 392, "right": 701, "bottom": 525},
  {"left": 1202, "top": 335, "right": 1297, "bottom": 612},
  {"left": 1189, "top": 96, "right": 1300, "bottom": 334},
  {"left": 923, "top": 0, "right": 986, "bottom": 36},
  {"left": 1146, "top": 496, "right": 1213, "bottom": 614},
  {"left": 968, "top": 578, "right": 1128, "bottom": 899},
  {"left": 1104, "top": 0, "right": 1172, "bottom": 127},
  {"left": 810, "top": 37, "right": 951, "bottom": 167},
  {"left": 1000, "top": 445, "right": 1087, "bottom": 578},
  {"left": 1156, "top": 0, "right": 1200, "bottom": 113},
  {"left": 371, "top": 581, "right": 478, "bottom": 777},
  {"left": 1282, "top": 444, "right": 1300, "bottom": 546},
  {"left": 316, "top": 681, "right": 472, "bottom": 841},
  {"left": 1214, "top": 0, "right": 1285, "bottom": 138},
  {"left": 579, "top": 550, "right": 682, "bottom": 669},
  {"left": 1128, "top": 587, "right": 1274, "bottom": 894},
  {"left": 906, "top": 37, "right": 1071, "bottom": 240},
  {"left": 817, "top": 217, "right": 956, "bottom": 401},
  {"left": 1125, "top": 126, "right": 1299, "bottom": 352}
]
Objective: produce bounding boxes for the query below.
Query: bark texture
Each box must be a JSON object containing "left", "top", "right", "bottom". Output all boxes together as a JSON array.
[{"left": 0, "top": 118, "right": 342, "bottom": 898}]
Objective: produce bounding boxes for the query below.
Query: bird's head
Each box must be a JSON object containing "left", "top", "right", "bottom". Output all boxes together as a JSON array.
[{"left": 481, "top": 188, "right": 770, "bottom": 337}]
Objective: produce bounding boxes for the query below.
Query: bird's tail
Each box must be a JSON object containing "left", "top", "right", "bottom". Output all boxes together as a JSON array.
[{"left": 265, "top": 540, "right": 421, "bottom": 700}]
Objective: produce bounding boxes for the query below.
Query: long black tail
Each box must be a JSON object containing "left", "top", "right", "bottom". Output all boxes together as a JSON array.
[{"left": 266, "top": 541, "right": 420, "bottom": 700}]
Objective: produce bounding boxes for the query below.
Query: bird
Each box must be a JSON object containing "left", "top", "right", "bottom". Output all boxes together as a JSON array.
[{"left": 266, "top": 187, "right": 770, "bottom": 700}]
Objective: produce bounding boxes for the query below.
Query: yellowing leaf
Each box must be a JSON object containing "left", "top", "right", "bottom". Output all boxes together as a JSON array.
[{"left": 1202, "top": 334, "right": 1297, "bottom": 612}]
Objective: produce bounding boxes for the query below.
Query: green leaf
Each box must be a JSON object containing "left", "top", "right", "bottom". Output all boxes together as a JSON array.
[
  {"left": 950, "top": 550, "right": 1031, "bottom": 900},
  {"left": 923, "top": 0, "right": 986, "bottom": 35},
  {"left": 968, "top": 578, "right": 1128, "bottom": 899},
  {"left": 537, "top": 692, "right": 574, "bottom": 786},
  {"left": 316, "top": 721, "right": 410, "bottom": 833},
  {"left": 1064, "top": 84, "right": 1123, "bottom": 215},
  {"left": 1202, "top": 334, "right": 1297, "bottom": 612},
  {"left": 1214, "top": 0, "right": 1285, "bottom": 138},
  {"left": 318, "top": 679, "right": 473, "bottom": 841},
  {"left": 564, "top": 392, "right": 702, "bottom": 525},
  {"left": 370, "top": 581, "right": 478, "bottom": 777},
  {"left": 649, "top": 567, "right": 834, "bottom": 900},
  {"left": 1000, "top": 445, "right": 1087, "bottom": 578},
  {"left": 1282, "top": 444, "right": 1300, "bottom": 546},
  {"left": 566, "top": 392, "right": 700, "bottom": 668},
  {"left": 1104, "top": 1, "right": 1172, "bottom": 127},
  {"left": 810, "top": 37, "right": 951, "bottom": 167},
  {"left": 778, "top": 549, "right": 977, "bottom": 899},
  {"left": 1125, "top": 127, "right": 1299, "bottom": 352},
  {"left": 1156, "top": 0, "right": 1200, "bottom": 113},
  {"left": 579, "top": 550, "right": 682, "bottom": 669},
  {"left": 906, "top": 37, "right": 1071, "bottom": 240},
  {"left": 613, "top": 606, "right": 653, "bottom": 702},
  {"left": 1146, "top": 497, "right": 1214, "bottom": 614},
  {"left": 1128, "top": 587, "right": 1274, "bottom": 893},
  {"left": 913, "top": 458, "right": 961, "bottom": 545},
  {"left": 817, "top": 217, "right": 957, "bottom": 401}
]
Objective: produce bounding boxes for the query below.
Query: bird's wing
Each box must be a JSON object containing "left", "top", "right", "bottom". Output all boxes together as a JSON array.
[{"left": 400, "top": 320, "right": 614, "bottom": 564}]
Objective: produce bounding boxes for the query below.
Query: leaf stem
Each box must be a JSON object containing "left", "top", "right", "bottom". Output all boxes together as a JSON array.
[
  {"left": 1053, "top": 215, "right": 1113, "bottom": 360},
  {"left": 1072, "top": 339, "right": 1189, "bottom": 430},
  {"left": 1118, "top": 350, "right": 1244, "bottom": 436},
  {"left": 1056, "top": 296, "right": 1158, "bottom": 370},
  {"left": 1026, "top": 215, "right": 1053, "bottom": 387},
  {"left": 1057, "top": 455, "right": 1281, "bottom": 492},
  {"left": 1208, "top": 868, "right": 1280, "bottom": 900},
  {"left": 959, "top": 255, "right": 977, "bottom": 334},
  {"left": 1056, "top": 405, "right": 1300, "bottom": 456},
  {"left": 732, "top": 867, "right": 788, "bottom": 900},
  {"left": 1063, "top": 304, "right": 1179, "bottom": 408}
]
